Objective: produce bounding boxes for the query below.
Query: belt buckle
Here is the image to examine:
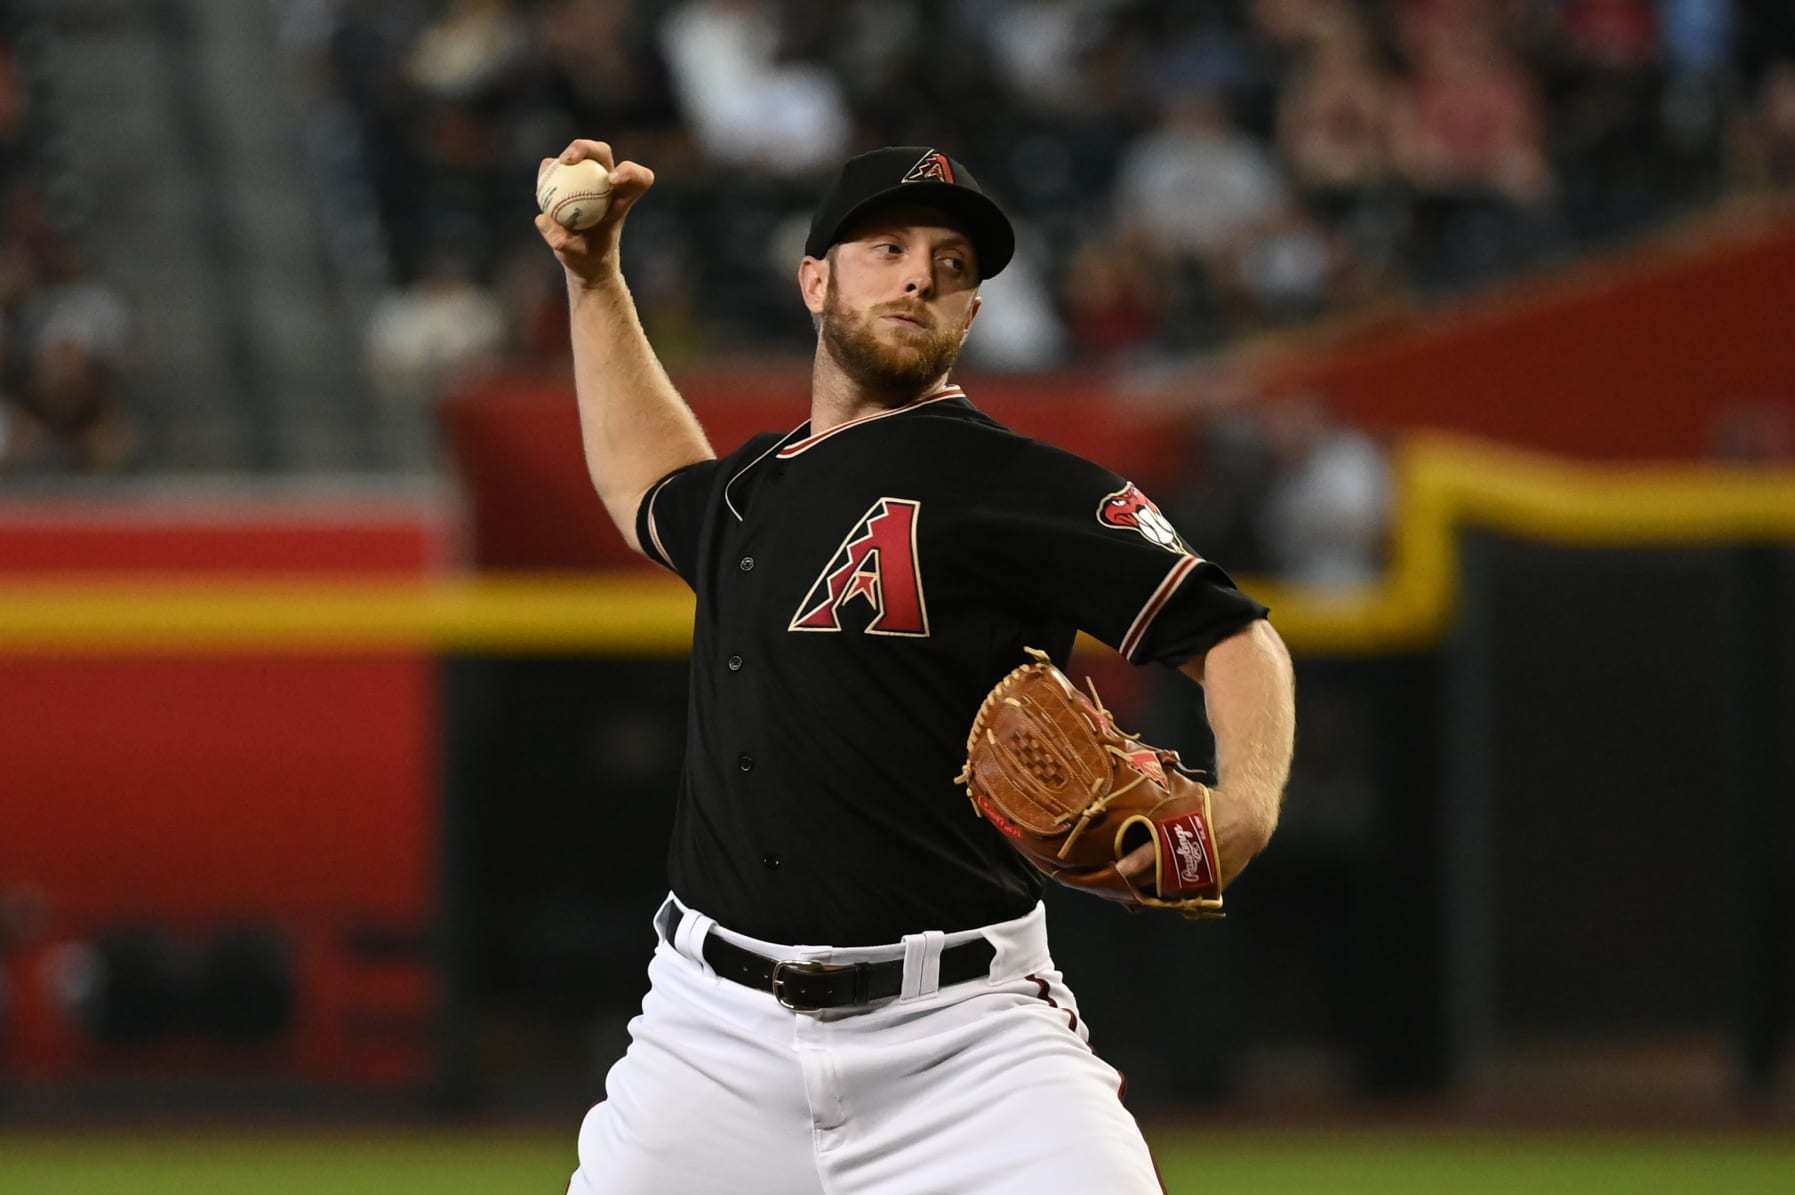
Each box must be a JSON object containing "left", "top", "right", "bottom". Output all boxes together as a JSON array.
[{"left": 769, "top": 959, "right": 834, "bottom": 1011}]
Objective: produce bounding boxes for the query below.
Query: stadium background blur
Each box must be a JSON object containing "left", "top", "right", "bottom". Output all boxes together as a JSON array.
[{"left": 1, "top": 1, "right": 1792, "bottom": 1191}]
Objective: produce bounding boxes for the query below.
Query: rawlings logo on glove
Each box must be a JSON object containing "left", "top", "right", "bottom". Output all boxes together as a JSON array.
[{"left": 954, "top": 648, "right": 1224, "bottom": 919}]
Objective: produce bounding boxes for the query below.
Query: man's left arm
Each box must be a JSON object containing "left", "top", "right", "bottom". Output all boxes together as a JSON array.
[{"left": 1179, "top": 619, "right": 1295, "bottom": 888}]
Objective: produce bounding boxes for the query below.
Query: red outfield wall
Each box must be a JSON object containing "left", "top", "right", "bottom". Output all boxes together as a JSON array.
[
  {"left": 0, "top": 503, "right": 445, "bottom": 1082},
  {"left": 1252, "top": 209, "right": 1795, "bottom": 460}
]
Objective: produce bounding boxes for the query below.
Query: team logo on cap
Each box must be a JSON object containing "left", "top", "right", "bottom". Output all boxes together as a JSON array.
[
  {"left": 1097, "top": 483, "right": 1190, "bottom": 555},
  {"left": 902, "top": 150, "right": 955, "bottom": 185}
]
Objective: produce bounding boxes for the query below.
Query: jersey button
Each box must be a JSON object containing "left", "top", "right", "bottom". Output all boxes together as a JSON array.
[
  {"left": 737, "top": 753, "right": 755, "bottom": 772},
  {"left": 738, "top": 556, "right": 755, "bottom": 572},
  {"left": 727, "top": 654, "right": 743, "bottom": 672},
  {"left": 761, "top": 853, "right": 781, "bottom": 870}
]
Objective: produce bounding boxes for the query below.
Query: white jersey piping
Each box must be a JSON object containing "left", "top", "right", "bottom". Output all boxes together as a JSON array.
[
  {"left": 1119, "top": 554, "right": 1201, "bottom": 661},
  {"left": 773, "top": 386, "right": 965, "bottom": 460},
  {"left": 724, "top": 424, "right": 808, "bottom": 523},
  {"left": 641, "top": 470, "right": 682, "bottom": 571}
]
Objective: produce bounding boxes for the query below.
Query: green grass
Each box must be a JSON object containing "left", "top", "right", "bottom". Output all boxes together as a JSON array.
[
  {"left": 1153, "top": 1130, "right": 1795, "bottom": 1194},
  {"left": 1, "top": 1127, "right": 1791, "bottom": 1193},
  {"left": 0, "top": 1132, "right": 568, "bottom": 1195}
]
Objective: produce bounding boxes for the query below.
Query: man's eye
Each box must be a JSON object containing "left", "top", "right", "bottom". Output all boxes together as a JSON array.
[
  {"left": 941, "top": 256, "right": 966, "bottom": 273},
  {"left": 877, "top": 243, "right": 901, "bottom": 255}
]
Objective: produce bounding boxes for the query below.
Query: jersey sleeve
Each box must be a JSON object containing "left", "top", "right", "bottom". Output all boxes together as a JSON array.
[
  {"left": 983, "top": 444, "right": 1269, "bottom": 667},
  {"left": 635, "top": 458, "right": 724, "bottom": 586}
]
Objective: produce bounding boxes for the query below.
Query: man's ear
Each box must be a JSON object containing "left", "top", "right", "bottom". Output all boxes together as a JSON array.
[
  {"left": 959, "top": 293, "right": 982, "bottom": 345},
  {"left": 799, "top": 254, "right": 829, "bottom": 318}
]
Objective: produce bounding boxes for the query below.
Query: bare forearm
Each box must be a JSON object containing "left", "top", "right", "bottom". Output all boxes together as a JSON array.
[
  {"left": 1186, "top": 619, "right": 1296, "bottom": 862},
  {"left": 534, "top": 140, "right": 713, "bottom": 551},
  {"left": 567, "top": 272, "right": 713, "bottom": 543}
]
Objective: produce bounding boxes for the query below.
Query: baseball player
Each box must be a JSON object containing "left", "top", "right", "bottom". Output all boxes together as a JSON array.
[{"left": 536, "top": 140, "right": 1296, "bottom": 1194}]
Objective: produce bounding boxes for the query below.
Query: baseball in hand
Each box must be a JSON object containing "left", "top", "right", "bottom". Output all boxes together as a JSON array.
[{"left": 536, "top": 158, "right": 612, "bottom": 230}]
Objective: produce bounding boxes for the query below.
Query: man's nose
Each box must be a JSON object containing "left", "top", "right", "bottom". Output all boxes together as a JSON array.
[{"left": 902, "top": 262, "right": 934, "bottom": 297}]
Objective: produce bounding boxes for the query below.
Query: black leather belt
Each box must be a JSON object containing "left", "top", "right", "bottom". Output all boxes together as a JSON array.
[{"left": 701, "top": 930, "right": 997, "bottom": 1011}]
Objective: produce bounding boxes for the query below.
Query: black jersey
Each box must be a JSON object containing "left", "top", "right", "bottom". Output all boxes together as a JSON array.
[{"left": 634, "top": 386, "right": 1269, "bottom": 945}]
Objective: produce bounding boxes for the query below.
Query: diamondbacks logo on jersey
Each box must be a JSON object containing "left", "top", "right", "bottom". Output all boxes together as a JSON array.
[
  {"left": 1097, "top": 483, "right": 1190, "bottom": 555},
  {"left": 901, "top": 150, "right": 955, "bottom": 185},
  {"left": 789, "top": 498, "right": 930, "bottom": 636}
]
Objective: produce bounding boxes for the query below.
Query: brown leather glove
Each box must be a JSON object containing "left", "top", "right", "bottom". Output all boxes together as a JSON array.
[{"left": 955, "top": 648, "right": 1224, "bottom": 918}]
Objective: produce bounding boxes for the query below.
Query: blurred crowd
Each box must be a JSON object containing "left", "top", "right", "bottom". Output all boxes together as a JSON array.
[
  {"left": 1162, "top": 387, "right": 1393, "bottom": 588},
  {"left": 283, "top": 0, "right": 1795, "bottom": 390},
  {"left": 5, "top": 0, "right": 1795, "bottom": 503},
  {"left": 265, "top": 0, "right": 1795, "bottom": 585},
  {"left": 0, "top": 26, "right": 134, "bottom": 478}
]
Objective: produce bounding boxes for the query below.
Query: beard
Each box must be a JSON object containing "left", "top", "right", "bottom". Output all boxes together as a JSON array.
[{"left": 819, "top": 279, "right": 965, "bottom": 400}]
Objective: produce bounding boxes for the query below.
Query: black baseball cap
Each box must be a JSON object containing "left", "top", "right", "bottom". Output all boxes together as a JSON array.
[{"left": 805, "top": 147, "right": 1015, "bottom": 279}]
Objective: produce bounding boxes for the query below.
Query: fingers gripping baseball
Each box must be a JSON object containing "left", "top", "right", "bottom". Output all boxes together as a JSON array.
[{"left": 534, "top": 140, "right": 655, "bottom": 284}]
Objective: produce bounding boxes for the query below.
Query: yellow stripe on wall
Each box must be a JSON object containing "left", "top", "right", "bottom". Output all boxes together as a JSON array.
[
  {"left": 0, "top": 576, "right": 695, "bottom": 655},
  {"left": 1, "top": 437, "right": 1791, "bottom": 656}
]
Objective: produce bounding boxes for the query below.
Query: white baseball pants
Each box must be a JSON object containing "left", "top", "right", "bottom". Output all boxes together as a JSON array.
[{"left": 567, "top": 894, "right": 1164, "bottom": 1194}]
